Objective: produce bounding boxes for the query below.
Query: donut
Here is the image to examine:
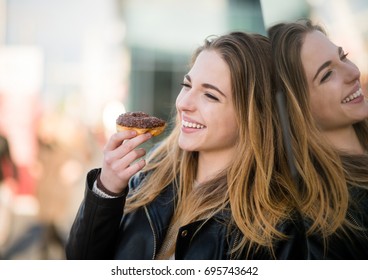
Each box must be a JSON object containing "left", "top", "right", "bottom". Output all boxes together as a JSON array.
[{"left": 116, "top": 111, "right": 166, "bottom": 136}]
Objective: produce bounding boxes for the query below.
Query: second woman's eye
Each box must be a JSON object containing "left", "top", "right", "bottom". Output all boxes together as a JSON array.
[
  {"left": 320, "top": 71, "right": 332, "bottom": 83},
  {"left": 205, "top": 93, "right": 219, "bottom": 101}
]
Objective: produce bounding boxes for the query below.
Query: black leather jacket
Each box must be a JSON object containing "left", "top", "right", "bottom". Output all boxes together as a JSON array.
[
  {"left": 307, "top": 186, "right": 368, "bottom": 259},
  {"left": 66, "top": 168, "right": 310, "bottom": 260}
]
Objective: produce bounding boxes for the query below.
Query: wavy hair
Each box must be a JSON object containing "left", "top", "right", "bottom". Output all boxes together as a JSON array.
[{"left": 268, "top": 19, "right": 368, "bottom": 238}]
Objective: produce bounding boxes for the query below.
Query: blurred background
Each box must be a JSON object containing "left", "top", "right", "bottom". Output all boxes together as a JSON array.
[{"left": 0, "top": 0, "right": 367, "bottom": 260}]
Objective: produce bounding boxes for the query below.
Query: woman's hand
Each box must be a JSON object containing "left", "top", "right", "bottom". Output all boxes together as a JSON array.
[{"left": 99, "top": 130, "right": 152, "bottom": 194}]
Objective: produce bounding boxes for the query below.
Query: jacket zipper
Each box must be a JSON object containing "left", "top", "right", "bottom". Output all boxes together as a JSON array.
[
  {"left": 230, "top": 230, "right": 240, "bottom": 260},
  {"left": 347, "top": 212, "right": 368, "bottom": 241},
  {"left": 144, "top": 206, "right": 157, "bottom": 260}
]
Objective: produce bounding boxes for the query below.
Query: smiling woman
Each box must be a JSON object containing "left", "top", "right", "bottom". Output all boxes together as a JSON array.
[
  {"left": 66, "top": 31, "right": 307, "bottom": 260},
  {"left": 268, "top": 19, "right": 368, "bottom": 259},
  {"left": 300, "top": 30, "right": 367, "bottom": 140},
  {"left": 176, "top": 50, "right": 238, "bottom": 167}
]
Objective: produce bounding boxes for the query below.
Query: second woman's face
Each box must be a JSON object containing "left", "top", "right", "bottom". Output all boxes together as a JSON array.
[
  {"left": 301, "top": 30, "right": 368, "bottom": 131},
  {"left": 176, "top": 50, "right": 238, "bottom": 156}
]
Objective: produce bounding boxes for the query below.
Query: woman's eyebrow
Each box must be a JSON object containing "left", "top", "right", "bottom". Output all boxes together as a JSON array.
[
  {"left": 313, "top": 60, "right": 331, "bottom": 82},
  {"left": 202, "top": 83, "right": 226, "bottom": 97},
  {"left": 184, "top": 74, "right": 226, "bottom": 97},
  {"left": 312, "top": 47, "right": 343, "bottom": 82}
]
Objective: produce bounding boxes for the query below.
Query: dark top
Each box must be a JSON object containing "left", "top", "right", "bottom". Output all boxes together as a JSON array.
[{"left": 65, "top": 168, "right": 308, "bottom": 260}]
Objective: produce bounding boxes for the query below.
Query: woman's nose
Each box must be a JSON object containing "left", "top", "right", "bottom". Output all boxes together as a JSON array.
[
  {"left": 176, "top": 89, "right": 196, "bottom": 111},
  {"left": 343, "top": 61, "right": 361, "bottom": 84}
]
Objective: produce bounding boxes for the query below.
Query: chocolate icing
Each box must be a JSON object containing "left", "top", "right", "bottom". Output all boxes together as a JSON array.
[{"left": 116, "top": 111, "right": 166, "bottom": 128}]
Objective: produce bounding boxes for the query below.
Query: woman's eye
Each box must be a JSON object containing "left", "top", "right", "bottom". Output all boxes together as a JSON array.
[
  {"left": 180, "top": 82, "right": 191, "bottom": 88},
  {"left": 205, "top": 93, "right": 219, "bottom": 101},
  {"left": 320, "top": 71, "right": 332, "bottom": 83}
]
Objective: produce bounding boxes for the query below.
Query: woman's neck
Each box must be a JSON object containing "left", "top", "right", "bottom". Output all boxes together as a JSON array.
[
  {"left": 322, "top": 125, "right": 365, "bottom": 155},
  {"left": 196, "top": 150, "right": 234, "bottom": 183}
]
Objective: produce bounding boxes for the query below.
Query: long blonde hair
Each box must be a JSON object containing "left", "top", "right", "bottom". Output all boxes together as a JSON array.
[
  {"left": 268, "top": 19, "right": 368, "bottom": 238},
  {"left": 126, "top": 32, "right": 295, "bottom": 257}
]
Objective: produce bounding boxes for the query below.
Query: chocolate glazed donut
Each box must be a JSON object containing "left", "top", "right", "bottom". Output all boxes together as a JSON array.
[{"left": 116, "top": 111, "right": 166, "bottom": 136}]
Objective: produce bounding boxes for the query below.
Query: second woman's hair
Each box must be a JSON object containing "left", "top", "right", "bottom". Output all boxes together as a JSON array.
[{"left": 268, "top": 19, "right": 368, "bottom": 237}]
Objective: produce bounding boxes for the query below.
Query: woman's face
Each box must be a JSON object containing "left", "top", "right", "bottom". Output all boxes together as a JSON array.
[
  {"left": 176, "top": 50, "right": 238, "bottom": 158},
  {"left": 301, "top": 30, "right": 368, "bottom": 131}
]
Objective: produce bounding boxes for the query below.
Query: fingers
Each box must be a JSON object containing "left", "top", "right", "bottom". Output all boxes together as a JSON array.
[
  {"left": 110, "top": 148, "right": 146, "bottom": 173},
  {"left": 100, "top": 131, "right": 152, "bottom": 193},
  {"left": 104, "top": 130, "right": 138, "bottom": 151},
  {"left": 104, "top": 132, "right": 151, "bottom": 164},
  {"left": 115, "top": 157, "right": 147, "bottom": 180}
]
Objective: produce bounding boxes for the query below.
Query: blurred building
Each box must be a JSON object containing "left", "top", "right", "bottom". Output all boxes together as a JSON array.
[{"left": 0, "top": 0, "right": 267, "bottom": 139}]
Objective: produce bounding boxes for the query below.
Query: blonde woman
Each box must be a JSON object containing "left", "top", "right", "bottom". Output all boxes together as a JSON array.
[
  {"left": 269, "top": 19, "right": 368, "bottom": 259},
  {"left": 66, "top": 31, "right": 304, "bottom": 260}
]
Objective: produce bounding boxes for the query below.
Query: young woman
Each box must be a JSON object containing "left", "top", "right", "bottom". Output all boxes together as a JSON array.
[
  {"left": 66, "top": 31, "right": 305, "bottom": 260},
  {"left": 268, "top": 19, "right": 368, "bottom": 259}
]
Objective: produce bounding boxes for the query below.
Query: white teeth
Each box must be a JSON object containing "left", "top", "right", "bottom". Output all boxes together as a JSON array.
[
  {"left": 342, "top": 88, "right": 363, "bottom": 104},
  {"left": 182, "top": 120, "right": 205, "bottom": 129}
]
